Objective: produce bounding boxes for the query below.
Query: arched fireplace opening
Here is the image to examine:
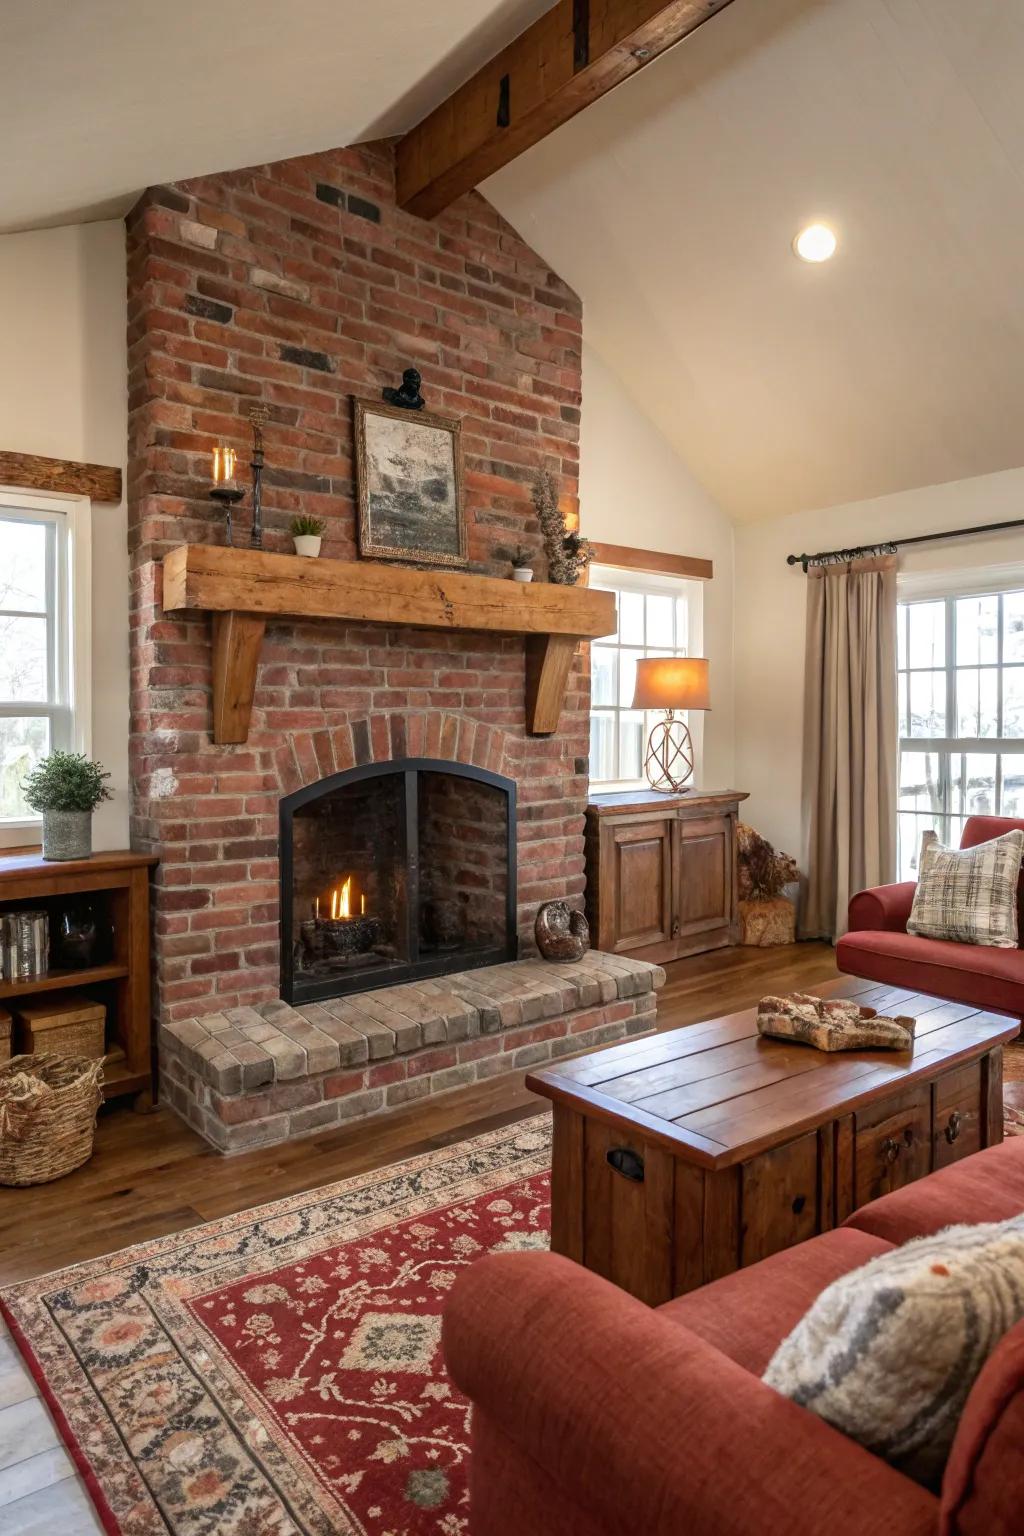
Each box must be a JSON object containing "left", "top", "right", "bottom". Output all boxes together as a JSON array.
[{"left": 279, "top": 758, "right": 517, "bottom": 1003}]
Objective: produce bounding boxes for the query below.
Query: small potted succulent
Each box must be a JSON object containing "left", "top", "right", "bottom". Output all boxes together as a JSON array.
[
  {"left": 511, "top": 545, "right": 534, "bottom": 583},
  {"left": 290, "top": 515, "right": 326, "bottom": 558},
  {"left": 22, "top": 751, "right": 112, "bottom": 861}
]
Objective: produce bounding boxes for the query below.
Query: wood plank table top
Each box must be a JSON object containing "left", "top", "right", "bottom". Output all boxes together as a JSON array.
[{"left": 526, "top": 977, "right": 1020, "bottom": 1171}]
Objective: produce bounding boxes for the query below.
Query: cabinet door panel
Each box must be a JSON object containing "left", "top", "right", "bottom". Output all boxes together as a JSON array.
[
  {"left": 611, "top": 820, "right": 673, "bottom": 949},
  {"left": 676, "top": 814, "right": 732, "bottom": 936}
]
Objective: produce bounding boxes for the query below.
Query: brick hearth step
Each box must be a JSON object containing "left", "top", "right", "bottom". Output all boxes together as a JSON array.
[{"left": 160, "top": 953, "right": 665, "bottom": 1153}]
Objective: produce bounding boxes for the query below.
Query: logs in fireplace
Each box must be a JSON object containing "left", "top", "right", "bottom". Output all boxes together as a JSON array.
[{"left": 279, "top": 758, "right": 517, "bottom": 1003}]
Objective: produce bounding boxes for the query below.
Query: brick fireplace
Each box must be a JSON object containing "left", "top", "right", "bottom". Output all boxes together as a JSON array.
[
  {"left": 126, "top": 139, "right": 665, "bottom": 1149},
  {"left": 127, "top": 139, "right": 589, "bottom": 1024}
]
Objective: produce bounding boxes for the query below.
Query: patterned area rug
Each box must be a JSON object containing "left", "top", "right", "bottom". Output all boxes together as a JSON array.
[{"left": 0, "top": 1120, "right": 551, "bottom": 1536}]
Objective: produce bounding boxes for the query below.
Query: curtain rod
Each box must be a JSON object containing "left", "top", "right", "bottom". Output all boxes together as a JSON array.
[{"left": 786, "top": 516, "right": 1024, "bottom": 572}]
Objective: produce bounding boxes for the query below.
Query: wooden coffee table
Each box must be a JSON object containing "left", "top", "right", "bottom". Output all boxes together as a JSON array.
[{"left": 526, "top": 978, "right": 1018, "bottom": 1305}]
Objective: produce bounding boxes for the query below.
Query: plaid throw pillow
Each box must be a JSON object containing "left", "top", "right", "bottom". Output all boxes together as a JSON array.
[{"left": 907, "top": 828, "right": 1024, "bottom": 947}]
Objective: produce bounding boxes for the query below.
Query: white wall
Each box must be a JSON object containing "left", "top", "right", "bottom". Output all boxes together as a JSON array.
[
  {"left": 580, "top": 344, "right": 736, "bottom": 789},
  {"left": 0, "top": 221, "right": 129, "bottom": 848},
  {"left": 734, "top": 466, "right": 1024, "bottom": 861}
]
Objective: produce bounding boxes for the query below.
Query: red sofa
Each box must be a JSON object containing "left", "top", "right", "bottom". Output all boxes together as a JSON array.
[
  {"left": 443, "top": 1137, "right": 1024, "bottom": 1535},
  {"left": 837, "top": 814, "right": 1024, "bottom": 1019}
]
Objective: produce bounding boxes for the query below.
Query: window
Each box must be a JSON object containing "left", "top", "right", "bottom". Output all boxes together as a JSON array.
[
  {"left": 589, "top": 567, "right": 701, "bottom": 789},
  {"left": 0, "top": 493, "right": 89, "bottom": 843},
  {"left": 897, "top": 589, "right": 1024, "bottom": 878}
]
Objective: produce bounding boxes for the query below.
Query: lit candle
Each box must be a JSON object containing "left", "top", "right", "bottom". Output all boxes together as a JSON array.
[
  {"left": 315, "top": 895, "right": 319, "bottom": 921},
  {"left": 211, "top": 444, "right": 237, "bottom": 488},
  {"left": 361, "top": 893, "right": 366, "bottom": 915},
  {"left": 563, "top": 504, "right": 580, "bottom": 535}
]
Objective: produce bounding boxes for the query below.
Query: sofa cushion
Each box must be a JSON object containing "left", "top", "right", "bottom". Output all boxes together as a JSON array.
[
  {"left": 943, "top": 1319, "right": 1024, "bottom": 1536},
  {"left": 657, "top": 1227, "right": 893, "bottom": 1375},
  {"left": 844, "top": 1135, "right": 1024, "bottom": 1244},
  {"left": 908, "top": 828, "right": 1024, "bottom": 948},
  {"left": 763, "top": 1216, "right": 1024, "bottom": 1487},
  {"left": 836, "top": 927, "right": 1024, "bottom": 1015}
]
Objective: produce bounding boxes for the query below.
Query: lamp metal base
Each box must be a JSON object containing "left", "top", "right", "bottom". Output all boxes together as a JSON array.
[{"left": 644, "top": 712, "right": 695, "bottom": 794}]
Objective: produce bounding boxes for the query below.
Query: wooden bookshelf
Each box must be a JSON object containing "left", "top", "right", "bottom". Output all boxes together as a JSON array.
[{"left": 0, "top": 850, "right": 157, "bottom": 1106}]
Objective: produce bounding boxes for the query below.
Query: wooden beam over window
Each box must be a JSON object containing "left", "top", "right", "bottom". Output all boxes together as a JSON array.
[
  {"left": 0, "top": 451, "right": 122, "bottom": 503},
  {"left": 396, "top": 0, "right": 736, "bottom": 220},
  {"left": 590, "top": 542, "right": 713, "bottom": 581}
]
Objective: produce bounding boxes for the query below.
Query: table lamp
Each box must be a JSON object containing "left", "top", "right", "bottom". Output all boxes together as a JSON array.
[{"left": 631, "top": 657, "right": 710, "bottom": 793}]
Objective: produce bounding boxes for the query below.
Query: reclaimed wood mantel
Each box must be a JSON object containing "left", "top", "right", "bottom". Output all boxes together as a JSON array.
[{"left": 162, "top": 544, "right": 617, "bottom": 744}]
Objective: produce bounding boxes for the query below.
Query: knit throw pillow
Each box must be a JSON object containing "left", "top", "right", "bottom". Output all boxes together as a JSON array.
[
  {"left": 763, "top": 1217, "right": 1024, "bottom": 1486},
  {"left": 907, "top": 828, "right": 1024, "bottom": 947}
]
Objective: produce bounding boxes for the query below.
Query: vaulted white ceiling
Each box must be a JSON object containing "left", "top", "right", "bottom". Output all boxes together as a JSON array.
[
  {"left": 7, "top": 0, "right": 1024, "bottom": 522},
  {"left": 0, "top": 0, "right": 553, "bottom": 232},
  {"left": 485, "top": 0, "right": 1024, "bottom": 520}
]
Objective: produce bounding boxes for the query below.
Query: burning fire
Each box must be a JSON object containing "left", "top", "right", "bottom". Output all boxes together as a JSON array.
[{"left": 316, "top": 878, "right": 367, "bottom": 922}]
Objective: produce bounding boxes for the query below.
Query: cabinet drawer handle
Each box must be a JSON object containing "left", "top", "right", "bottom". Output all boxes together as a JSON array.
[
  {"left": 945, "top": 1111, "right": 962, "bottom": 1145},
  {"left": 881, "top": 1137, "right": 901, "bottom": 1164},
  {"left": 671, "top": 918, "right": 680, "bottom": 938},
  {"left": 607, "top": 1147, "right": 645, "bottom": 1183}
]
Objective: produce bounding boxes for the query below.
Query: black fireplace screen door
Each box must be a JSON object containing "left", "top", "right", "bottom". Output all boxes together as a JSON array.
[{"left": 279, "top": 758, "right": 517, "bottom": 1004}]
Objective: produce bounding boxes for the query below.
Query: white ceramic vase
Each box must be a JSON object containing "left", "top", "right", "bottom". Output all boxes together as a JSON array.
[
  {"left": 512, "top": 567, "right": 534, "bottom": 583},
  {"left": 293, "top": 535, "right": 322, "bottom": 558}
]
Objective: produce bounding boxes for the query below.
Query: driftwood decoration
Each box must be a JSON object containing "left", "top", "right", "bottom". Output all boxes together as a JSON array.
[{"left": 757, "top": 993, "right": 915, "bottom": 1053}]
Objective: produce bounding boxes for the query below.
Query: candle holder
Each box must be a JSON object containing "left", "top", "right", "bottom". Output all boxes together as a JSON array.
[{"left": 208, "top": 406, "right": 270, "bottom": 549}]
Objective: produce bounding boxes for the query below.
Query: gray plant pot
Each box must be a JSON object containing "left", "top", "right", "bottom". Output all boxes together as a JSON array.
[{"left": 42, "top": 809, "right": 93, "bottom": 861}]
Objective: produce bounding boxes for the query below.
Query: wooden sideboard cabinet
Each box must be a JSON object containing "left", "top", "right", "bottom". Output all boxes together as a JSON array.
[{"left": 584, "top": 790, "right": 748, "bottom": 963}]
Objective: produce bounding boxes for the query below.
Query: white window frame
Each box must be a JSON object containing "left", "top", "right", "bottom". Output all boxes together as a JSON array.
[
  {"left": 0, "top": 489, "right": 91, "bottom": 848},
  {"left": 589, "top": 565, "right": 704, "bottom": 792},
  {"left": 897, "top": 576, "right": 1024, "bottom": 877}
]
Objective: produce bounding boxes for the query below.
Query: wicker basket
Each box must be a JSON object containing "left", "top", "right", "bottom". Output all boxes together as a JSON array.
[{"left": 0, "top": 1053, "right": 104, "bottom": 1186}]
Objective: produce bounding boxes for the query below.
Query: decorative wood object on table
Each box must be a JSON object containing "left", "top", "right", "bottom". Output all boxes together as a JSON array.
[
  {"left": 528, "top": 978, "right": 1015, "bottom": 1305},
  {"left": 162, "top": 543, "right": 617, "bottom": 742},
  {"left": 395, "top": 0, "right": 737, "bottom": 218},
  {"left": 0, "top": 450, "right": 122, "bottom": 502},
  {"left": 0, "top": 850, "right": 157, "bottom": 1107},
  {"left": 585, "top": 790, "right": 747, "bottom": 962}
]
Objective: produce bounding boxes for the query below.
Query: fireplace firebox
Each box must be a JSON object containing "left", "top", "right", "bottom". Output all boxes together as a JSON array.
[{"left": 279, "top": 758, "right": 517, "bottom": 1003}]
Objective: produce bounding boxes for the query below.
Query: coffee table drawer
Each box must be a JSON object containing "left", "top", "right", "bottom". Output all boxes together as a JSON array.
[
  {"left": 932, "top": 1062, "right": 983, "bottom": 1170},
  {"left": 854, "top": 1085, "right": 931, "bottom": 1207}
]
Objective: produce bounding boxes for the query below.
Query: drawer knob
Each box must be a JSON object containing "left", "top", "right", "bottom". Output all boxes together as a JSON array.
[
  {"left": 882, "top": 1137, "right": 901, "bottom": 1164},
  {"left": 945, "top": 1111, "right": 962, "bottom": 1145},
  {"left": 607, "top": 1147, "right": 645, "bottom": 1183}
]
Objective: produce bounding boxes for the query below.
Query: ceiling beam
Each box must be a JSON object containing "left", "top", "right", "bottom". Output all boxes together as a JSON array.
[{"left": 396, "top": 0, "right": 735, "bottom": 220}]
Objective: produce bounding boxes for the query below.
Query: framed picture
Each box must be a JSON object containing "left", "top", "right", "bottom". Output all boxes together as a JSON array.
[{"left": 354, "top": 398, "right": 467, "bottom": 568}]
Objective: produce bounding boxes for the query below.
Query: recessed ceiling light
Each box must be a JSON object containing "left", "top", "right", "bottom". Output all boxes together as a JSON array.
[{"left": 793, "top": 224, "right": 837, "bottom": 263}]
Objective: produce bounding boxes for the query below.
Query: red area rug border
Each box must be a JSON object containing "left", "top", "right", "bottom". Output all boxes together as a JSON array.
[{"left": 1, "top": 1292, "right": 123, "bottom": 1536}]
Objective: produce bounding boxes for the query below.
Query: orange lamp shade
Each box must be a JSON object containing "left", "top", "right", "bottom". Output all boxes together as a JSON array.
[{"left": 631, "top": 656, "right": 711, "bottom": 712}]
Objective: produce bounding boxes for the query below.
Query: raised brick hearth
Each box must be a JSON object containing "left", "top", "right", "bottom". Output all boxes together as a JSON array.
[{"left": 162, "top": 954, "right": 663, "bottom": 1153}]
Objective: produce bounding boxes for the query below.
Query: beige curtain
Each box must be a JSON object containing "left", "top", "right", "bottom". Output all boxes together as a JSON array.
[{"left": 799, "top": 555, "right": 898, "bottom": 941}]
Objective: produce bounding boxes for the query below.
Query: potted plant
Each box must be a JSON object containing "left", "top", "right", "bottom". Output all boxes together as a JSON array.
[
  {"left": 22, "top": 751, "right": 112, "bottom": 862},
  {"left": 511, "top": 545, "right": 534, "bottom": 583},
  {"left": 290, "top": 515, "right": 326, "bottom": 558}
]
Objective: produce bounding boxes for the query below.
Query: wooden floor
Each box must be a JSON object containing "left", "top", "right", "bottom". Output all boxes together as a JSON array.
[{"left": 0, "top": 941, "right": 837, "bottom": 1532}]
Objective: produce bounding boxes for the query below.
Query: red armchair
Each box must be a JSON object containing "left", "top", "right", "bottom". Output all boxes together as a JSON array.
[{"left": 837, "top": 815, "right": 1024, "bottom": 1019}]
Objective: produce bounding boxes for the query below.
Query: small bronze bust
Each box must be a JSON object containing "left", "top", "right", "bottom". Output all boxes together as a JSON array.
[
  {"left": 535, "top": 900, "right": 590, "bottom": 963},
  {"left": 382, "top": 367, "right": 425, "bottom": 410}
]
